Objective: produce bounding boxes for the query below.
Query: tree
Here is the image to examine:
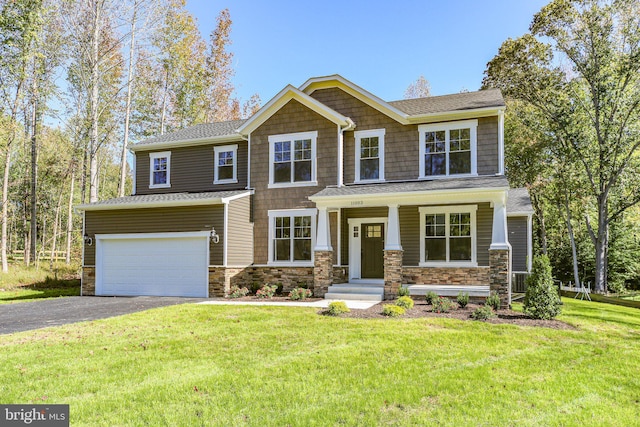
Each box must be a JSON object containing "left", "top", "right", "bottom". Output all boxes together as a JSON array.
[
  {"left": 483, "top": 0, "right": 640, "bottom": 293},
  {"left": 524, "top": 255, "right": 562, "bottom": 320},
  {"left": 404, "top": 75, "right": 431, "bottom": 99}
]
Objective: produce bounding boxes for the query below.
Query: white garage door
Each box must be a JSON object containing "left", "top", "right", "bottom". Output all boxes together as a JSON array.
[{"left": 95, "top": 232, "right": 209, "bottom": 297}]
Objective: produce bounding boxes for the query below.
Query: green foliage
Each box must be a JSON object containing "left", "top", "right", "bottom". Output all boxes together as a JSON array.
[
  {"left": 275, "top": 282, "right": 284, "bottom": 295},
  {"left": 326, "top": 301, "right": 350, "bottom": 316},
  {"left": 425, "top": 291, "right": 438, "bottom": 304},
  {"left": 457, "top": 291, "right": 469, "bottom": 308},
  {"left": 395, "top": 296, "right": 414, "bottom": 310},
  {"left": 382, "top": 304, "right": 406, "bottom": 317},
  {"left": 250, "top": 282, "right": 261, "bottom": 295},
  {"left": 397, "top": 285, "right": 410, "bottom": 297},
  {"left": 471, "top": 305, "right": 496, "bottom": 321},
  {"left": 289, "top": 287, "right": 313, "bottom": 301},
  {"left": 524, "top": 255, "right": 562, "bottom": 320},
  {"left": 431, "top": 297, "right": 453, "bottom": 313},
  {"left": 256, "top": 285, "right": 277, "bottom": 299},
  {"left": 486, "top": 293, "right": 501, "bottom": 311},
  {"left": 227, "top": 286, "right": 249, "bottom": 299}
]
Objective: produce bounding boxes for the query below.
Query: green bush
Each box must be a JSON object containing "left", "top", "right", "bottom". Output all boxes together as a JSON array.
[
  {"left": 397, "top": 286, "right": 410, "bottom": 297},
  {"left": 395, "top": 296, "right": 414, "bottom": 309},
  {"left": 486, "top": 292, "right": 501, "bottom": 311},
  {"left": 289, "top": 287, "right": 313, "bottom": 301},
  {"left": 326, "top": 301, "right": 350, "bottom": 316},
  {"left": 425, "top": 291, "right": 438, "bottom": 304},
  {"left": 523, "top": 255, "right": 562, "bottom": 320},
  {"left": 382, "top": 304, "right": 406, "bottom": 317},
  {"left": 471, "top": 305, "right": 495, "bottom": 321},
  {"left": 432, "top": 296, "right": 453, "bottom": 313},
  {"left": 250, "top": 282, "right": 261, "bottom": 295},
  {"left": 275, "top": 282, "right": 284, "bottom": 295},
  {"left": 457, "top": 291, "right": 469, "bottom": 308},
  {"left": 227, "top": 285, "right": 249, "bottom": 299},
  {"left": 256, "top": 284, "right": 277, "bottom": 299}
]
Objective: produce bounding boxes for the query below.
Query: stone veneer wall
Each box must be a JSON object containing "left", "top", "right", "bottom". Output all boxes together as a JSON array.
[
  {"left": 313, "top": 251, "right": 333, "bottom": 297},
  {"left": 489, "top": 249, "right": 511, "bottom": 308},
  {"left": 81, "top": 267, "right": 96, "bottom": 296},
  {"left": 208, "top": 266, "right": 315, "bottom": 297},
  {"left": 332, "top": 266, "right": 349, "bottom": 284},
  {"left": 402, "top": 267, "right": 490, "bottom": 285},
  {"left": 384, "top": 250, "right": 403, "bottom": 299}
]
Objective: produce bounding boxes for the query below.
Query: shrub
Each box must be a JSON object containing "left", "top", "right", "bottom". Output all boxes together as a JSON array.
[
  {"left": 395, "top": 296, "right": 414, "bottom": 309},
  {"left": 275, "top": 282, "right": 284, "bottom": 295},
  {"left": 250, "top": 282, "right": 261, "bottom": 295},
  {"left": 471, "top": 305, "right": 495, "bottom": 321},
  {"left": 397, "top": 285, "right": 410, "bottom": 297},
  {"left": 289, "top": 287, "right": 313, "bottom": 301},
  {"left": 425, "top": 291, "right": 438, "bottom": 304},
  {"left": 256, "top": 284, "right": 277, "bottom": 299},
  {"left": 486, "top": 292, "right": 501, "bottom": 311},
  {"left": 457, "top": 291, "right": 469, "bottom": 308},
  {"left": 326, "top": 301, "right": 350, "bottom": 316},
  {"left": 382, "top": 304, "right": 406, "bottom": 317},
  {"left": 432, "top": 296, "right": 453, "bottom": 313},
  {"left": 523, "top": 255, "right": 562, "bottom": 320},
  {"left": 227, "top": 285, "right": 249, "bottom": 299}
]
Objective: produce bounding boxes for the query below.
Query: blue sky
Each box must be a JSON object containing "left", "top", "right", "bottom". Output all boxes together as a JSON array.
[{"left": 185, "top": 0, "right": 549, "bottom": 104}]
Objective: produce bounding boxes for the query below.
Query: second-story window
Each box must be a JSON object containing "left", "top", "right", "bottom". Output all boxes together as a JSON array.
[
  {"left": 419, "top": 120, "right": 477, "bottom": 178},
  {"left": 355, "top": 129, "right": 385, "bottom": 182},
  {"left": 149, "top": 151, "right": 171, "bottom": 189},
  {"left": 268, "top": 131, "right": 318, "bottom": 188},
  {"left": 214, "top": 144, "right": 238, "bottom": 184}
]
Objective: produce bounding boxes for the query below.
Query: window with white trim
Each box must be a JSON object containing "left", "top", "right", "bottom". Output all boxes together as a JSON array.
[
  {"left": 419, "top": 205, "right": 477, "bottom": 266},
  {"left": 268, "top": 131, "right": 317, "bottom": 188},
  {"left": 355, "top": 129, "right": 385, "bottom": 182},
  {"left": 149, "top": 151, "right": 171, "bottom": 188},
  {"left": 268, "top": 209, "right": 316, "bottom": 264},
  {"left": 419, "top": 120, "right": 477, "bottom": 178},
  {"left": 214, "top": 144, "right": 238, "bottom": 184}
]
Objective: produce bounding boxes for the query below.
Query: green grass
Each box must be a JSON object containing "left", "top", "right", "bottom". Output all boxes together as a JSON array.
[
  {"left": 0, "top": 263, "right": 80, "bottom": 303},
  {"left": 0, "top": 298, "right": 639, "bottom": 426}
]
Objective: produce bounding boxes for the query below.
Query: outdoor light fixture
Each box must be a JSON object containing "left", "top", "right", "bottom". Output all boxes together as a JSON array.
[
  {"left": 210, "top": 227, "right": 220, "bottom": 244},
  {"left": 83, "top": 233, "right": 93, "bottom": 246}
]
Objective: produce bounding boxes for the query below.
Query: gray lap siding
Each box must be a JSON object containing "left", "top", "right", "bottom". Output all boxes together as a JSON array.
[
  {"left": 83, "top": 205, "right": 224, "bottom": 266},
  {"left": 507, "top": 216, "right": 528, "bottom": 271}
]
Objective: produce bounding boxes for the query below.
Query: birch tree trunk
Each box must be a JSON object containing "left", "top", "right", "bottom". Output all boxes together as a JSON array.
[
  {"left": 88, "top": 0, "right": 101, "bottom": 203},
  {"left": 65, "top": 166, "right": 75, "bottom": 264},
  {"left": 1, "top": 148, "right": 11, "bottom": 273}
]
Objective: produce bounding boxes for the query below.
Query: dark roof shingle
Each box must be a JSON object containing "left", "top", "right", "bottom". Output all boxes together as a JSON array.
[
  {"left": 389, "top": 89, "right": 504, "bottom": 116},
  {"left": 76, "top": 190, "right": 250, "bottom": 210},
  {"left": 134, "top": 119, "right": 247, "bottom": 147},
  {"left": 507, "top": 188, "right": 534, "bottom": 214}
]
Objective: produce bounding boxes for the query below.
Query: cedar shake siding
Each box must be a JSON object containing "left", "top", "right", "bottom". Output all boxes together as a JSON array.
[
  {"left": 84, "top": 205, "right": 224, "bottom": 265},
  {"left": 250, "top": 99, "right": 338, "bottom": 264},
  {"left": 136, "top": 141, "right": 248, "bottom": 195},
  {"left": 508, "top": 216, "right": 528, "bottom": 271},
  {"left": 226, "top": 196, "right": 254, "bottom": 266},
  {"left": 309, "top": 87, "right": 500, "bottom": 181}
]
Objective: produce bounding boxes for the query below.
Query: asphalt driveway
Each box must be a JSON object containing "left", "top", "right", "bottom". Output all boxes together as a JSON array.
[{"left": 0, "top": 296, "right": 202, "bottom": 335}]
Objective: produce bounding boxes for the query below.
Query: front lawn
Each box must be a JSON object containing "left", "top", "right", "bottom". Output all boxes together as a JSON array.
[
  {"left": 0, "top": 298, "right": 638, "bottom": 426},
  {"left": 0, "top": 264, "right": 80, "bottom": 304}
]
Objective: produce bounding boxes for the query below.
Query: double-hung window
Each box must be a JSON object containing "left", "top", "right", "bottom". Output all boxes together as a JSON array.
[
  {"left": 419, "top": 120, "right": 477, "bottom": 178},
  {"left": 268, "top": 209, "right": 316, "bottom": 265},
  {"left": 419, "top": 205, "right": 477, "bottom": 266},
  {"left": 268, "top": 131, "right": 317, "bottom": 188},
  {"left": 149, "top": 151, "right": 171, "bottom": 188},
  {"left": 355, "top": 129, "right": 385, "bottom": 182},
  {"left": 214, "top": 144, "right": 238, "bottom": 184}
]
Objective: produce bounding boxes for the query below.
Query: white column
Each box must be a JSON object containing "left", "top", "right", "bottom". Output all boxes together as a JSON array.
[
  {"left": 490, "top": 196, "right": 510, "bottom": 250},
  {"left": 385, "top": 204, "right": 402, "bottom": 250},
  {"left": 314, "top": 206, "right": 332, "bottom": 251}
]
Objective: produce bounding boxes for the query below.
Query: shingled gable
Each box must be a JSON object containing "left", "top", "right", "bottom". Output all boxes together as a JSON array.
[
  {"left": 300, "top": 74, "right": 506, "bottom": 124},
  {"left": 236, "top": 84, "right": 355, "bottom": 136}
]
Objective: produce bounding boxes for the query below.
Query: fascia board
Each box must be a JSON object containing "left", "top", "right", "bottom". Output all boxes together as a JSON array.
[
  {"left": 129, "top": 134, "right": 244, "bottom": 152},
  {"left": 406, "top": 107, "right": 506, "bottom": 124},
  {"left": 237, "top": 85, "right": 350, "bottom": 135},
  {"left": 507, "top": 211, "right": 534, "bottom": 217},
  {"left": 76, "top": 197, "right": 224, "bottom": 212}
]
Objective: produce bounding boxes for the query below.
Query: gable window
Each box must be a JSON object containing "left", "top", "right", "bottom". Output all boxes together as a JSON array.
[
  {"left": 268, "top": 131, "right": 317, "bottom": 188},
  {"left": 149, "top": 151, "right": 171, "bottom": 188},
  {"left": 419, "top": 205, "right": 477, "bottom": 266},
  {"left": 268, "top": 209, "right": 316, "bottom": 265},
  {"left": 355, "top": 129, "right": 385, "bottom": 182},
  {"left": 214, "top": 144, "right": 238, "bottom": 184},
  {"left": 419, "top": 120, "right": 477, "bottom": 178}
]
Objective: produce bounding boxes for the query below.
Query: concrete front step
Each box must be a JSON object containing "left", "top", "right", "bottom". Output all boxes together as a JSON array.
[
  {"left": 325, "top": 283, "right": 384, "bottom": 302},
  {"left": 407, "top": 284, "right": 490, "bottom": 297}
]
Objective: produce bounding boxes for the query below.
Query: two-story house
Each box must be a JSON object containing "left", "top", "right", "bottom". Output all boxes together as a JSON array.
[{"left": 77, "top": 75, "right": 533, "bottom": 306}]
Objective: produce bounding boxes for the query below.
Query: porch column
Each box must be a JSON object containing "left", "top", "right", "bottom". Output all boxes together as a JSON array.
[
  {"left": 314, "top": 206, "right": 333, "bottom": 297},
  {"left": 490, "top": 196, "right": 511, "bottom": 308},
  {"left": 384, "top": 204, "right": 403, "bottom": 299}
]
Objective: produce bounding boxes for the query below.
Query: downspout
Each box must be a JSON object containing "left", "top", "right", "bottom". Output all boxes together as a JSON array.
[
  {"left": 131, "top": 151, "right": 137, "bottom": 195},
  {"left": 337, "top": 119, "right": 356, "bottom": 187},
  {"left": 498, "top": 109, "right": 505, "bottom": 175},
  {"left": 223, "top": 201, "right": 229, "bottom": 267}
]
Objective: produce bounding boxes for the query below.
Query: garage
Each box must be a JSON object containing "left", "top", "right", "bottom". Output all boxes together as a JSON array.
[{"left": 95, "top": 231, "right": 210, "bottom": 297}]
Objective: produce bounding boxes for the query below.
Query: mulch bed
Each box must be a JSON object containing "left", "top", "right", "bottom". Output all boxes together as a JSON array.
[{"left": 336, "top": 299, "right": 575, "bottom": 329}]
